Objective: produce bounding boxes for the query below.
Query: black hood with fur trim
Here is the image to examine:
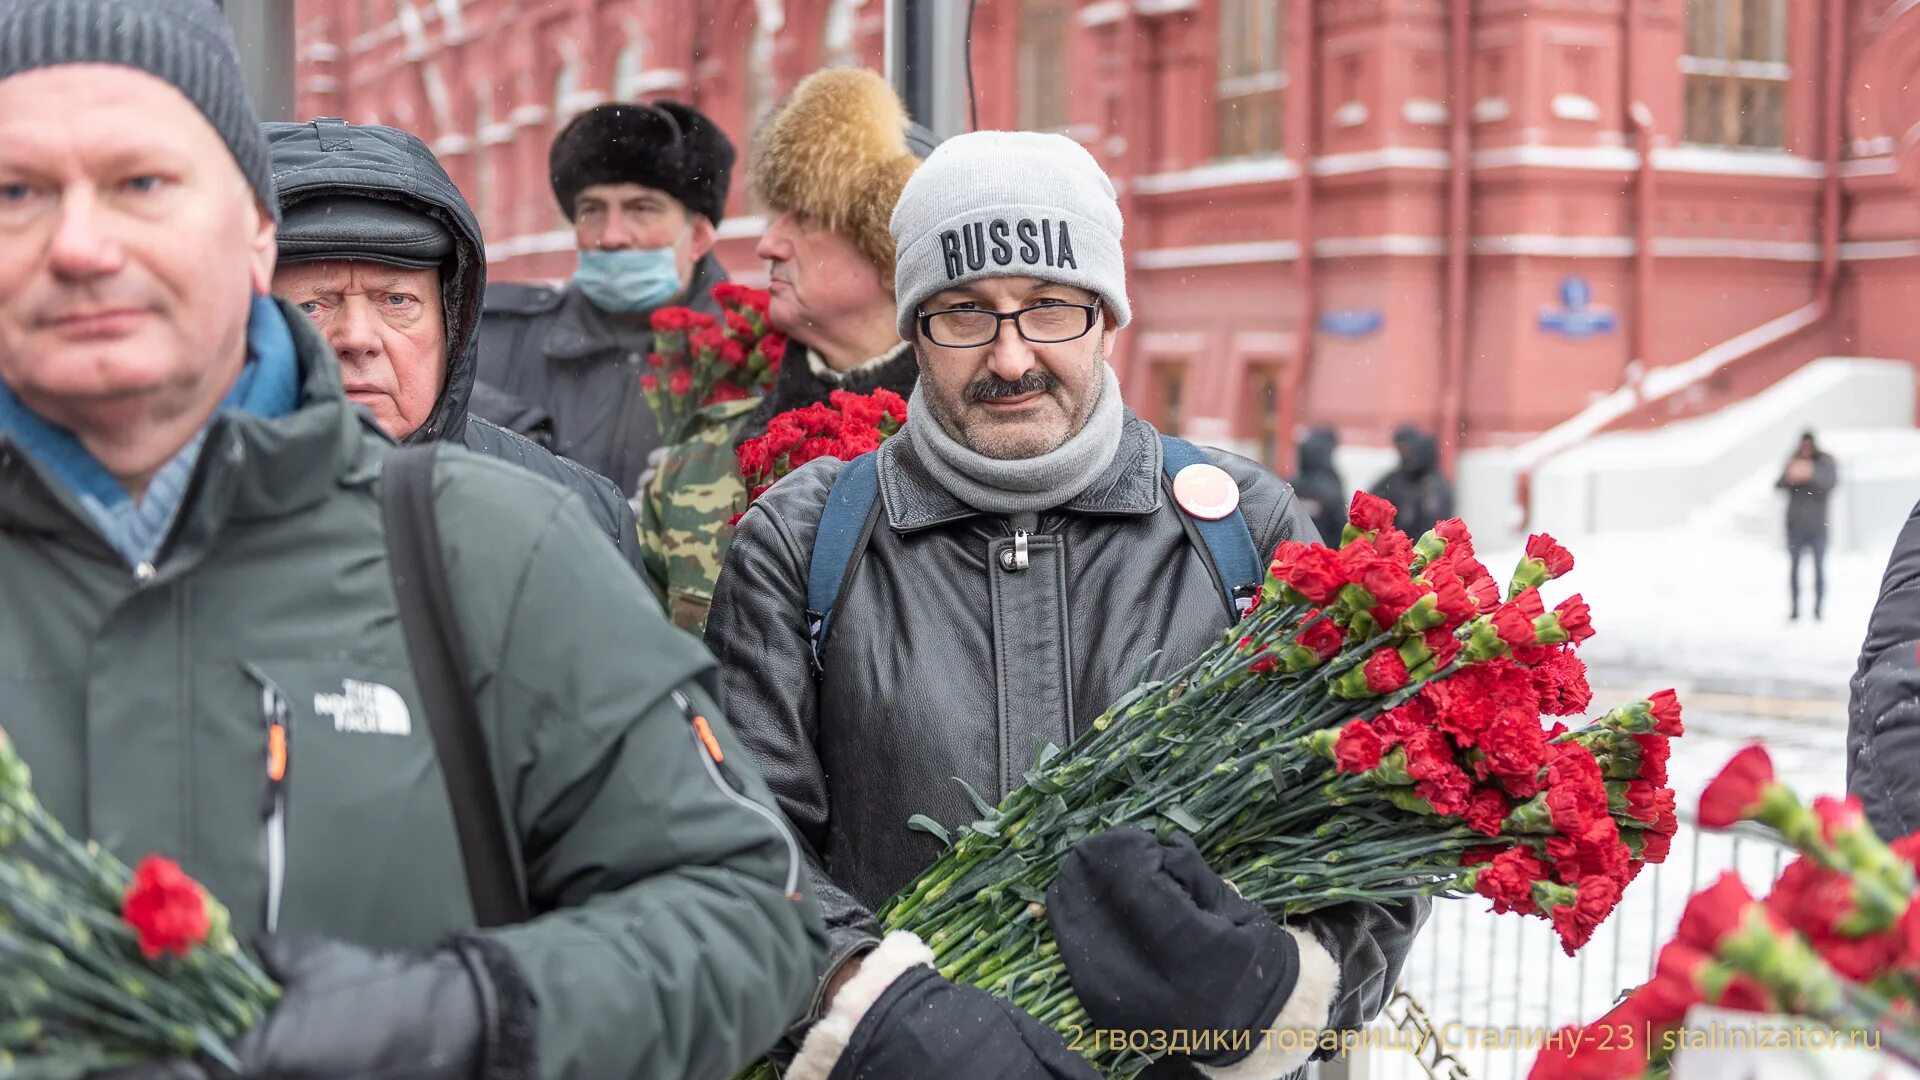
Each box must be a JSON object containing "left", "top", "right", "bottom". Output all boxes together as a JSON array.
[{"left": 264, "top": 119, "right": 486, "bottom": 447}]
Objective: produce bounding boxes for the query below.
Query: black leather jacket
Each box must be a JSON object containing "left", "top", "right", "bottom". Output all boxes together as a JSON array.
[{"left": 706, "top": 415, "right": 1427, "bottom": 1052}]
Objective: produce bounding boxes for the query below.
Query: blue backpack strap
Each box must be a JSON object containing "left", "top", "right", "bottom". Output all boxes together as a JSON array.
[
  {"left": 805, "top": 452, "right": 883, "bottom": 674},
  {"left": 1159, "top": 434, "right": 1262, "bottom": 619}
]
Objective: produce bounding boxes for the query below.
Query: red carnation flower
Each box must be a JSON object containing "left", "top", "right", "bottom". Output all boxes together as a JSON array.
[
  {"left": 1281, "top": 545, "right": 1348, "bottom": 606},
  {"left": 1464, "top": 787, "right": 1510, "bottom": 837},
  {"left": 873, "top": 387, "right": 909, "bottom": 425},
  {"left": 1551, "top": 874, "right": 1621, "bottom": 953},
  {"left": 1554, "top": 594, "right": 1595, "bottom": 644},
  {"left": 724, "top": 309, "right": 757, "bottom": 338},
  {"left": 1434, "top": 518, "right": 1473, "bottom": 555},
  {"left": 1812, "top": 794, "right": 1869, "bottom": 846},
  {"left": 668, "top": 368, "right": 693, "bottom": 397},
  {"left": 1512, "top": 587, "right": 1547, "bottom": 621},
  {"left": 650, "top": 307, "right": 690, "bottom": 332},
  {"left": 1492, "top": 601, "right": 1539, "bottom": 651},
  {"left": 123, "top": 856, "right": 211, "bottom": 959},
  {"left": 1295, "top": 614, "right": 1345, "bottom": 661},
  {"left": 1334, "top": 720, "right": 1385, "bottom": 773},
  {"left": 1432, "top": 578, "right": 1477, "bottom": 626},
  {"left": 1481, "top": 712, "right": 1551, "bottom": 799},
  {"left": 1373, "top": 700, "right": 1431, "bottom": 748},
  {"left": 1348, "top": 491, "right": 1397, "bottom": 534},
  {"left": 704, "top": 382, "right": 751, "bottom": 407},
  {"left": 1374, "top": 528, "right": 1416, "bottom": 569},
  {"left": 1422, "top": 626, "right": 1461, "bottom": 671},
  {"left": 1525, "top": 533, "right": 1576, "bottom": 579},
  {"left": 1532, "top": 651, "right": 1594, "bottom": 717},
  {"left": 1647, "top": 689, "right": 1683, "bottom": 737},
  {"left": 1676, "top": 873, "right": 1759, "bottom": 951},
  {"left": 1624, "top": 780, "right": 1667, "bottom": 824},
  {"left": 1364, "top": 648, "right": 1411, "bottom": 694},
  {"left": 1474, "top": 847, "right": 1548, "bottom": 915},
  {"left": 1460, "top": 559, "right": 1502, "bottom": 612},
  {"left": 639, "top": 373, "right": 660, "bottom": 393},
  {"left": 645, "top": 352, "right": 667, "bottom": 370},
  {"left": 1641, "top": 827, "right": 1672, "bottom": 864},
  {"left": 1698, "top": 745, "right": 1774, "bottom": 828}
]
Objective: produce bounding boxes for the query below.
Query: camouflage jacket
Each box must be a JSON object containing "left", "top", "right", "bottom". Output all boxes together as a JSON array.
[{"left": 641, "top": 396, "right": 760, "bottom": 631}]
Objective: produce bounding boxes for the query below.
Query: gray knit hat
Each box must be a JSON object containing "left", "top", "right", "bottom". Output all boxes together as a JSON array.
[
  {"left": 889, "top": 130, "right": 1129, "bottom": 339},
  {"left": 0, "top": 0, "right": 277, "bottom": 219}
]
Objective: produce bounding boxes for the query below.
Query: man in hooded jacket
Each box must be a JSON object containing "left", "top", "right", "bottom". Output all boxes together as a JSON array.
[{"left": 263, "top": 118, "right": 645, "bottom": 576}]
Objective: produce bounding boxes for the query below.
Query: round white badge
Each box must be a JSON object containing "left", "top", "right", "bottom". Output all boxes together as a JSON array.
[{"left": 1172, "top": 462, "right": 1241, "bottom": 521}]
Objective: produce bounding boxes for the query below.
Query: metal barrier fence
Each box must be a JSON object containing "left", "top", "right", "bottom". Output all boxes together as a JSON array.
[{"left": 1344, "top": 812, "right": 1791, "bottom": 1080}]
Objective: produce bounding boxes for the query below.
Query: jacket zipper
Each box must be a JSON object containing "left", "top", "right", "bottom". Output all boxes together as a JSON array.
[
  {"left": 670, "top": 689, "right": 805, "bottom": 900},
  {"left": 244, "top": 663, "right": 291, "bottom": 933}
]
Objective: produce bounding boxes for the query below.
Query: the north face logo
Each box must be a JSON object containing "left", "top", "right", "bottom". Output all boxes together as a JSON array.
[{"left": 314, "top": 679, "right": 412, "bottom": 736}]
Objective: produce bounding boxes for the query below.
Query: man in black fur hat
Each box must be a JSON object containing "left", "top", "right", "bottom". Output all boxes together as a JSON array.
[{"left": 472, "top": 101, "right": 735, "bottom": 500}]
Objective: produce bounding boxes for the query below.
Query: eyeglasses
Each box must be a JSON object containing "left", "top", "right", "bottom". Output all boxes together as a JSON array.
[{"left": 917, "top": 298, "right": 1102, "bottom": 349}]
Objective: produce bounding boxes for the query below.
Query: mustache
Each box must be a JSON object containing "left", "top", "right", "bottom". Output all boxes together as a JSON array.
[{"left": 967, "top": 369, "right": 1059, "bottom": 403}]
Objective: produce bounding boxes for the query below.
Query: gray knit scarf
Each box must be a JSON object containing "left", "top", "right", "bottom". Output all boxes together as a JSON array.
[{"left": 905, "top": 362, "right": 1124, "bottom": 514}]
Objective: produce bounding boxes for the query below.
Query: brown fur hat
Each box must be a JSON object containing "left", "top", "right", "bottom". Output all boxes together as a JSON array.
[{"left": 749, "top": 68, "right": 924, "bottom": 281}]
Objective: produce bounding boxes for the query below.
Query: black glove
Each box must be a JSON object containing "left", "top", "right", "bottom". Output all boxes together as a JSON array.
[
  {"left": 828, "top": 965, "right": 1098, "bottom": 1080},
  {"left": 1046, "top": 827, "right": 1301, "bottom": 1068},
  {"left": 227, "top": 935, "right": 500, "bottom": 1080}
]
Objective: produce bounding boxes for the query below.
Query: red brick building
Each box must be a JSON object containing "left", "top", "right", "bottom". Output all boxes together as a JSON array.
[{"left": 294, "top": 0, "right": 1920, "bottom": 474}]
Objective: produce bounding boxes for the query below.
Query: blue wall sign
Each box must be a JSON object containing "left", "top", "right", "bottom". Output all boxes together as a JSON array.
[
  {"left": 1538, "top": 275, "right": 1617, "bottom": 339},
  {"left": 1318, "top": 309, "right": 1385, "bottom": 338}
]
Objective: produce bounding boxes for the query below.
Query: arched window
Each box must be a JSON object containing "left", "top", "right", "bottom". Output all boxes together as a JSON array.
[
  {"left": 614, "top": 41, "right": 645, "bottom": 101},
  {"left": 744, "top": 0, "right": 784, "bottom": 131},
  {"left": 1683, "top": 0, "right": 1788, "bottom": 147},
  {"left": 472, "top": 82, "right": 495, "bottom": 236},
  {"left": 1216, "top": 0, "right": 1284, "bottom": 157},
  {"left": 821, "top": 0, "right": 865, "bottom": 69},
  {"left": 1017, "top": 0, "right": 1069, "bottom": 132},
  {"left": 553, "top": 60, "right": 582, "bottom": 125}
]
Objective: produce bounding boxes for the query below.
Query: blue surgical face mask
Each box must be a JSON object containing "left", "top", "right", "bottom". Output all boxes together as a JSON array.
[{"left": 572, "top": 247, "right": 683, "bottom": 314}]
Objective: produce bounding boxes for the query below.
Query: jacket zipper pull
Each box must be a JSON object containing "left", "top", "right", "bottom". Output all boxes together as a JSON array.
[
  {"left": 1000, "top": 512, "right": 1036, "bottom": 572},
  {"left": 243, "top": 662, "right": 291, "bottom": 934}
]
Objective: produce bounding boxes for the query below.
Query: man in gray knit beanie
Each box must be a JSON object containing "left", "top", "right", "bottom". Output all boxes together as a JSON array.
[
  {"left": 0, "top": 0, "right": 278, "bottom": 218},
  {"left": 706, "top": 129, "right": 1418, "bottom": 1080}
]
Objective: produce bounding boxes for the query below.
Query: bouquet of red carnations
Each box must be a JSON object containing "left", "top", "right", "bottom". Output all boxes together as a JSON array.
[
  {"left": 641, "top": 283, "right": 785, "bottom": 442},
  {"left": 0, "top": 727, "right": 279, "bottom": 1078},
  {"left": 739, "top": 494, "right": 1679, "bottom": 1079},
  {"left": 734, "top": 387, "right": 907, "bottom": 504},
  {"left": 1531, "top": 747, "right": 1920, "bottom": 1079}
]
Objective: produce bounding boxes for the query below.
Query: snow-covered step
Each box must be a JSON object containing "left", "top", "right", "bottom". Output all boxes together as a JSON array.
[{"left": 1525, "top": 358, "right": 1917, "bottom": 545}]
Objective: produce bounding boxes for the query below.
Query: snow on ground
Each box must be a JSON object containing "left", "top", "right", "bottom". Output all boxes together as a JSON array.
[{"left": 1351, "top": 526, "right": 1897, "bottom": 1080}]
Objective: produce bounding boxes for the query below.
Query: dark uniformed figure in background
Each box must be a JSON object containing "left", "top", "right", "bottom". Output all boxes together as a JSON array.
[{"left": 473, "top": 101, "right": 735, "bottom": 500}]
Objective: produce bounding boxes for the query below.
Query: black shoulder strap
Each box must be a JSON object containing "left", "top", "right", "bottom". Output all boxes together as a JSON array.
[
  {"left": 804, "top": 452, "right": 884, "bottom": 676},
  {"left": 381, "top": 444, "right": 531, "bottom": 927}
]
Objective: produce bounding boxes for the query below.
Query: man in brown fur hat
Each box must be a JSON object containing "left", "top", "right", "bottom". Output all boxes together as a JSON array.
[
  {"left": 472, "top": 100, "right": 736, "bottom": 501},
  {"left": 640, "top": 68, "right": 932, "bottom": 631}
]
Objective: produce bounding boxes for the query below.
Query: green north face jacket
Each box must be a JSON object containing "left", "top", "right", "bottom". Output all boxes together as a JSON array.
[{"left": 0, "top": 301, "right": 825, "bottom": 1079}]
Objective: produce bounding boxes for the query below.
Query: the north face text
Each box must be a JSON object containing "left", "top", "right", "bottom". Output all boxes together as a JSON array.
[{"left": 940, "top": 218, "right": 1078, "bottom": 280}]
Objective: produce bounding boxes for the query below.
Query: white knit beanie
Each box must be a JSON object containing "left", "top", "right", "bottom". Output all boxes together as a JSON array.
[{"left": 888, "top": 130, "right": 1130, "bottom": 339}]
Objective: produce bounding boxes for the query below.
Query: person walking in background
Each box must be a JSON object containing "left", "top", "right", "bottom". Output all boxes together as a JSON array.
[
  {"left": 1778, "top": 430, "right": 1838, "bottom": 621},
  {"left": 1371, "top": 423, "right": 1453, "bottom": 536},
  {"left": 1290, "top": 426, "right": 1346, "bottom": 546}
]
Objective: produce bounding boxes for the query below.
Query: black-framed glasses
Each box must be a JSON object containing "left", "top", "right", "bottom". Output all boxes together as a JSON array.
[{"left": 917, "top": 297, "right": 1102, "bottom": 349}]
